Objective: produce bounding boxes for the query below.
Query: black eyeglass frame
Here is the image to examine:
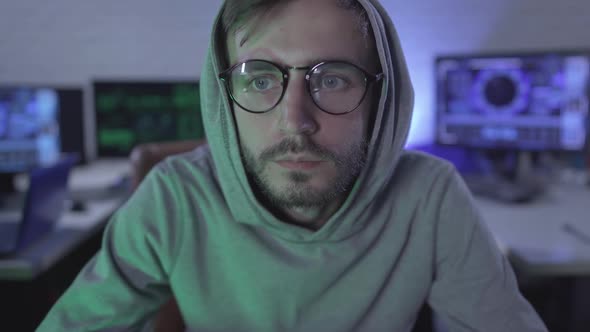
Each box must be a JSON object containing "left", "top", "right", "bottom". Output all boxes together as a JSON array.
[{"left": 218, "top": 59, "right": 384, "bottom": 115}]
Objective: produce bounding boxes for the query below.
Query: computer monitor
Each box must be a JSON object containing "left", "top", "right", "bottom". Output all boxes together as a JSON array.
[
  {"left": 56, "top": 87, "right": 86, "bottom": 164},
  {"left": 93, "top": 80, "right": 204, "bottom": 157},
  {"left": 435, "top": 50, "right": 590, "bottom": 152},
  {"left": 0, "top": 87, "right": 61, "bottom": 193}
]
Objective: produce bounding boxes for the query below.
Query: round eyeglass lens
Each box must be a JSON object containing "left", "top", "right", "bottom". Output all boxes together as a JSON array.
[
  {"left": 228, "top": 61, "right": 284, "bottom": 113},
  {"left": 309, "top": 62, "right": 368, "bottom": 114}
]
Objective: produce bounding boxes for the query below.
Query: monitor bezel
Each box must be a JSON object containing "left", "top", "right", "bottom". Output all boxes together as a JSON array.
[{"left": 433, "top": 48, "right": 590, "bottom": 153}]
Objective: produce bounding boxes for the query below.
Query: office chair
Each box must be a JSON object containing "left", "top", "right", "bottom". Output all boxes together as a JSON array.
[{"left": 129, "top": 139, "right": 204, "bottom": 332}]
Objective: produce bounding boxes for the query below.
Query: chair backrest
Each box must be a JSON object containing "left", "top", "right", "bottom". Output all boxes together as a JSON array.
[
  {"left": 128, "top": 138, "right": 205, "bottom": 332},
  {"left": 129, "top": 139, "right": 206, "bottom": 191}
]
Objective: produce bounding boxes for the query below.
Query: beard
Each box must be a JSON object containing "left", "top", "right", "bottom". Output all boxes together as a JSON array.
[{"left": 240, "top": 136, "right": 368, "bottom": 210}]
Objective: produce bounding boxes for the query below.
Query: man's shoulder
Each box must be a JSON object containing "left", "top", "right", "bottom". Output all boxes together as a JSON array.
[
  {"left": 158, "top": 144, "right": 212, "bottom": 171},
  {"left": 379, "top": 150, "right": 458, "bottom": 201},
  {"left": 397, "top": 149, "right": 455, "bottom": 176}
]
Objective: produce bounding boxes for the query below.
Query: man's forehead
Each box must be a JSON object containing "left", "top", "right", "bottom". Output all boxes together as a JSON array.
[
  {"left": 230, "top": 0, "right": 364, "bottom": 42},
  {"left": 225, "top": 1, "right": 373, "bottom": 67}
]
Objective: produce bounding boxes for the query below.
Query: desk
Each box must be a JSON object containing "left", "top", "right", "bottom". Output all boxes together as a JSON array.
[
  {"left": 476, "top": 183, "right": 590, "bottom": 331},
  {"left": 0, "top": 159, "right": 130, "bottom": 281},
  {"left": 0, "top": 198, "right": 122, "bottom": 280},
  {"left": 476, "top": 183, "right": 590, "bottom": 277},
  {"left": 3, "top": 161, "right": 587, "bottom": 280},
  {"left": 0, "top": 159, "right": 130, "bottom": 330}
]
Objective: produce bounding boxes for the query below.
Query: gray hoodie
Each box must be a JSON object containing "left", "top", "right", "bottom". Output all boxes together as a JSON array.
[{"left": 37, "top": 0, "right": 548, "bottom": 331}]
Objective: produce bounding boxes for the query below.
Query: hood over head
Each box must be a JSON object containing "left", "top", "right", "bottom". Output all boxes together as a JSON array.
[{"left": 199, "top": 0, "right": 414, "bottom": 242}]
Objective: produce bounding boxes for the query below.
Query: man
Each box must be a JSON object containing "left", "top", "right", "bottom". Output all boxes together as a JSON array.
[{"left": 38, "top": 0, "right": 548, "bottom": 331}]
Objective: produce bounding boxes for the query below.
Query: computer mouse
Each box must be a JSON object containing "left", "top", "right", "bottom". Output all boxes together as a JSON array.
[{"left": 70, "top": 200, "right": 87, "bottom": 212}]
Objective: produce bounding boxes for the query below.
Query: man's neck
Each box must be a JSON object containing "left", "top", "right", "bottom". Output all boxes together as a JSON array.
[{"left": 279, "top": 197, "right": 344, "bottom": 231}]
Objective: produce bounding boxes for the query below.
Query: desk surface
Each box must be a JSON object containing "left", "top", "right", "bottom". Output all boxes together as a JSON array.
[
  {"left": 0, "top": 199, "right": 123, "bottom": 280},
  {"left": 477, "top": 183, "right": 590, "bottom": 276},
  {"left": 1, "top": 159, "right": 589, "bottom": 280},
  {"left": 0, "top": 160, "right": 130, "bottom": 281}
]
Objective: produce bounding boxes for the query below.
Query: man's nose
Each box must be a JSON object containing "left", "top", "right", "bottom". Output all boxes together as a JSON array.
[{"left": 278, "top": 72, "right": 318, "bottom": 136}]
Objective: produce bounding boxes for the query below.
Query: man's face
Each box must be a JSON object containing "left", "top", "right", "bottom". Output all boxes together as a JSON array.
[{"left": 226, "top": 0, "right": 378, "bottom": 210}]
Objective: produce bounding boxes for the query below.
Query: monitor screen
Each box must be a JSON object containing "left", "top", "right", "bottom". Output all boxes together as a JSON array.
[
  {"left": 93, "top": 80, "right": 204, "bottom": 157},
  {"left": 435, "top": 50, "right": 590, "bottom": 151},
  {"left": 0, "top": 87, "right": 61, "bottom": 173}
]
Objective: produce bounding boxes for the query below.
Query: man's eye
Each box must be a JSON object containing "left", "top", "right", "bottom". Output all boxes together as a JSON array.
[
  {"left": 249, "top": 76, "right": 278, "bottom": 91},
  {"left": 320, "top": 75, "right": 348, "bottom": 90}
]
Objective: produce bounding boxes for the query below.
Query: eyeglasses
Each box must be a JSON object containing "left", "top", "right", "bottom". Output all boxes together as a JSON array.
[{"left": 219, "top": 59, "right": 383, "bottom": 115}]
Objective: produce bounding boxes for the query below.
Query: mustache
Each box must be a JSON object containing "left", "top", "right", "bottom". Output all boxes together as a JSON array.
[{"left": 259, "top": 137, "right": 338, "bottom": 162}]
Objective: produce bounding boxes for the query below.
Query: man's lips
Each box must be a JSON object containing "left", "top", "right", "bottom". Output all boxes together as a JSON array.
[{"left": 274, "top": 158, "right": 325, "bottom": 170}]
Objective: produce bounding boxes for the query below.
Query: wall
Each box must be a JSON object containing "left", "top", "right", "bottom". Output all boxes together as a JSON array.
[{"left": 0, "top": 0, "right": 589, "bottom": 156}]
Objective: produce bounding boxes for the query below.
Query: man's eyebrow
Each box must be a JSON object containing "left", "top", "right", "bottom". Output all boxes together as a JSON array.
[
  {"left": 234, "top": 25, "right": 251, "bottom": 47},
  {"left": 238, "top": 33, "right": 250, "bottom": 47},
  {"left": 230, "top": 56, "right": 368, "bottom": 70},
  {"left": 301, "top": 58, "right": 367, "bottom": 68},
  {"left": 235, "top": 48, "right": 279, "bottom": 63},
  {"left": 303, "top": 58, "right": 328, "bottom": 66}
]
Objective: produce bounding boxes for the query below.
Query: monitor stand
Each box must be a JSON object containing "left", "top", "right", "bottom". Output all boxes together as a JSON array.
[
  {"left": 462, "top": 150, "right": 547, "bottom": 204},
  {"left": 0, "top": 173, "right": 18, "bottom": 208},
  {"left": 0, "top": 173, "right": 16, "bottom": 194}
]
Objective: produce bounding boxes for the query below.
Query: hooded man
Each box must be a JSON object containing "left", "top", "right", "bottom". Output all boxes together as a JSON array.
[{"left": 38, "top": 0, "right": 548, "bottom": 331}]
